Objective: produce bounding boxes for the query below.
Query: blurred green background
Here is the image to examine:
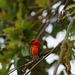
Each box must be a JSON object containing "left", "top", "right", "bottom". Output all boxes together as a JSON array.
[{"left": 0, "top": 0, "right": 75, "bottom": 75}]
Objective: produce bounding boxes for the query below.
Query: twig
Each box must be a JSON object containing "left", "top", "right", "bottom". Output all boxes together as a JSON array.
[
  {"left": 53, "top": 16, "right": 75, "bottom": 75},
  {"left": 8, "top": 60, "right": 34, "bottom": 75},
  {"left": 8, "top": 64, "right": 25, "bottom": 75},
  {"left": 53, "top": 42, "right": 64, "bottom": 75},
  {"left": 36, "top": 0, "right": 65, "bottom": 40},
  {"left": 36, "top": 13, "right": 54, "bottom": 40},
  {"left": 24, "top": 41, "right": 62, "bottom": 75},
  {"left": 53, "top": 0, "right": 72, "bottom": 74},
  {"left": 40, "top": 46, "right": 59, "bottom": 57},
  {"left": 22, "top": 60, "right": 33, "bottom": 73},
  {"left": 57, "top": 0, "right": 70, "bottom": 22},
  {"left": 22, "top": 42, "right": 61, "bottom": 73},
  {"left": 65, "top": 16, "right": 75, "bottom": 38},
  {"left": 8, "top": 1, "right": 67, "bottom": 75},
  {"left": 8, "top": 43, "right": 61, "bottom": 75},
  {"left": 22, "top": 50, "right": 52, "bottom": 73},
  {"left": 8, "top": 49, "right": 52, "bottom": 75},
  {"left": 63, "top": 0, "right": 70, "bottom": 10}
]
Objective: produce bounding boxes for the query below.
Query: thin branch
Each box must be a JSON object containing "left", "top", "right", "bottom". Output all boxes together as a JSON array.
[
  {"left": 22, "top": 41, "right": 61, "bottom": 74},
  {"left": 8, "top": 50, "right": 50, "bottom": 75},
  {"left": 53, "top": 16, "right": 75, "bottom": 75},
  {"left": 57, "top": 0, "right": 70, "bottom": 22},
  {"left": 36, "top": 13, "right": 54, "bottom": 40},
  {"left": 8, "top": 41, "right": 61, "bottom": 75},
  {"left": 65, "top": 16, "right": 75, "bottom": 38},
  {"left": 8, "top": 1, "right": 69, "bottom": 75},
  {"left": 22, "top": 60, "right": 33, "bottom": 73},
  {"left": 36, "top": 0, "right": 66, "bottom": 40},
  {"left": 24, "top": 41, "right": 62, "bottom": 75},
  {"left": 8, "top": 60, "right": 34, "bottom": 75},
  {"left": 63, "top": 0, "right": 70, "bottom": 10},
  {"left": 8, "top": 64, "right": 25, "bottom": 75},
  {"left": 53, "top": 42, "right": 64, "bottom": 75},
  {"left": 21, "top": 41, "right": 61, "bottom": 74}
]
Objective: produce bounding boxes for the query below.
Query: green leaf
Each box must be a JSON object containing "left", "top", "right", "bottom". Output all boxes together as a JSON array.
[
  {"left": 21, "top": 48, "right": 29, "bottom": 56},
  {"left": 21, "top": 43, "right": 29, "bottom": 56},
  {"left": 35, "top": 0, "right": 49, "bottom": 8},
  {"left": 5, "top": 42, "right": 17, "bottom": 54},
  {"left": 23, "top": 17, "right": 32, "bottom": 30},
  {"left": 3, "top": 27, "right": 22, "bottom": 40},
  {"left": 63, "top": 10, "right": 75, "bottom": 19},
  {"left": 60, "top": 71, "right": 64, "bottom": 75},
  {"left": 66, "top": 4, "right": 75, "bottom": 10},
  {"left": 0, "top": 0, "right": 7, "bottom": 8},
  {"left": 14, "top": 54, "right": 18, "bottom": 68},
  {"left": 15, "top": 3, "right": 23, "bottom": 28},
  {"left": 0, "top": 9, "right": 7, "bottom": 21},
  {"left": 73, "top": 0, "right": 75, "bottom": 1},
  {"left": 26, "top": 31, "right": 36, "bottom": 40}
]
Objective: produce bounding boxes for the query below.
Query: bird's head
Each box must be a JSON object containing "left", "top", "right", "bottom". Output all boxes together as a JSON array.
[{"left": 29, "top": 39, "right": 40, "bottom": 46}]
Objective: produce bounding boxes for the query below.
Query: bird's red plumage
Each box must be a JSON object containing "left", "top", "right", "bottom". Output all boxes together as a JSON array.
[
  {"left": 30, "top": 39, "right": 43, "bottom": 49},
  {"left": 30, "top": 39, "right": 43, "bottom": 57},
  {"left": 31, "top": 45, "right": 38, "bottom": 55}
]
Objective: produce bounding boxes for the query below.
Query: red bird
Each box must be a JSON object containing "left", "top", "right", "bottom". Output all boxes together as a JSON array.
[{"left": 30, "top": 39, "right": 43, "bottom": 61}]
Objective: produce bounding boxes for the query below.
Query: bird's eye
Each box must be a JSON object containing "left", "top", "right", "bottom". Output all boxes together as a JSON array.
[{"left": 31, "top": 40, "right": 35, "bottom": 42}]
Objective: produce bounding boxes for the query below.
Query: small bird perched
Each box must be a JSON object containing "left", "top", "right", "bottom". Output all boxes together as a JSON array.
[{"left": 30, "top": 39, "right": 43, "bottom": 61}]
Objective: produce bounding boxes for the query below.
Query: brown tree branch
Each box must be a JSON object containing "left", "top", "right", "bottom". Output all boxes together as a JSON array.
[
  {"left": 22, "top": 40, "right": 61, "bottom": 73},
  {"left": 36, "top": 0, "right": 66, "bottom": 40},
  {"left": 8, "top": 41, "right": 62, "bottom": 75},
  {"left": 65, "top": 16, "right": 75, "bottom": 39},
  {"left": 36, "top": 13, "right": 54, "bottom": 40},
  {"left": 8, "top": 64, "right": 25, "bottom": 75},
  {"left": 57, "top": 0, "right": 70, "bottom": 22},
  {"left": 8, "top": 1, "right": 67, "bottom": 75},
  {"left": 8, "top": 60, "right": 34, "bottom": 75},
  {"left": 9, "top": 1, "right": 65, "bottom": 74},
  {"left": 63, "top": 0, "right": 70, "bottom": 10},
  {"left": 22, "top": 60, "right": 33, "bottom": 73},
  {"left": 24, "top": 41, "right": 62, "bottom": 75},
  {"left": 53, "top": 16, "right": 75, "bottom": 75},
  {"left": 53, "top": 42, "right": 65, "bottom": 75}
]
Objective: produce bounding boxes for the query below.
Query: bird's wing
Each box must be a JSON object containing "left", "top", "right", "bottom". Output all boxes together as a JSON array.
[
  {"left": 30, "top": 47, "right": 33, "bottom": 60},
  {"left": 38, "top": 46, "right": 42, "bottom": 57}
]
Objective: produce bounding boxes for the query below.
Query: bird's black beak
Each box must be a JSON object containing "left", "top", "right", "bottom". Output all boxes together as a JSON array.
[{"left": 29, "top": 42, "right": 32, "bottom": 44}]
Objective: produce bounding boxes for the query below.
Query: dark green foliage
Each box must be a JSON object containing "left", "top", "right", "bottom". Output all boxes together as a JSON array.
[
  {"left": 0, "top": 0, "right": 75, "bottom": 75},
  {"left": 60, "top": 71, "right": 64, "bottom": 75}
]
